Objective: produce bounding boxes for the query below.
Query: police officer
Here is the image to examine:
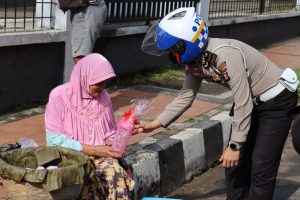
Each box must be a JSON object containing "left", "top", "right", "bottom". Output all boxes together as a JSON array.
[{"left": 137, "top": 7, "right": 299, "bottom": 200}]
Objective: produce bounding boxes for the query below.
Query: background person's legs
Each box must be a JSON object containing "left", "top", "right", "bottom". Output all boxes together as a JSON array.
[
  {"left": 73, "top": 55, "right": 84, "bottom": 63},
  {"left": 71, "top": 1, "right": 107, "bottom": 62}
]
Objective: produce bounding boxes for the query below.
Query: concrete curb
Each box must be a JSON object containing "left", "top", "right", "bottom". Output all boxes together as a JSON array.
[
  {"left": 288, "top": 187, "right": 300, "bottom": 199},
  {"left": 0, "top": 106, "right": 45, "bottom": 125},
  {"left": 124, "top": 106, "right": 232, "bottom": 199}
]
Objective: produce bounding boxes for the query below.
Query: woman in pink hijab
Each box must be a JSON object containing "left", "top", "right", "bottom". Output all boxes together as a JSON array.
[{"left": 45, "top": 53, "right": 134, "bottom": 200}]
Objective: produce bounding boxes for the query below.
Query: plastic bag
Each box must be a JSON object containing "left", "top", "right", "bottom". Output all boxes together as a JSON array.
[
  {"left": 112, "top": 99, "right": 152, "bottom": 156},
  {"left": 18, "top": 137, "right": 39, "bottom": 148},
  {"left": 0, "top": 143, "right": 21, "bottom": 152}
]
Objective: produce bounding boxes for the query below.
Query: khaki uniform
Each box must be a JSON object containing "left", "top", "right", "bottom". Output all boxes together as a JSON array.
[{"left": 156, "top": 38, "right": 283, "bottom": 142}]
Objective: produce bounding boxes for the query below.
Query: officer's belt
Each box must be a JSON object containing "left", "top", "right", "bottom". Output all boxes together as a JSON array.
[{"left": 253, "top": 82, "right": 285, "bottom": 105}]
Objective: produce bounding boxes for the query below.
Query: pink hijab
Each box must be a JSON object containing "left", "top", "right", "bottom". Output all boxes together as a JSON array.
[{"left": 45, "top": 53, "right": 117, "bottom": 145}]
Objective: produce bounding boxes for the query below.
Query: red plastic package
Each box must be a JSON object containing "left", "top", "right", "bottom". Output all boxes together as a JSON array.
[{"left": 112, "top": 99, "right": 152, "bottom": 156}]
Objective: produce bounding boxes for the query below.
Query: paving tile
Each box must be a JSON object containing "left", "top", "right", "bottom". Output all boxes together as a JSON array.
[
  {"left": 263, "top": 45, "right": 300, "bottom": 55},
  {"left": 289, "top": 59, "right": 300, "bottom": 68},
  {"left": 262, "top": 37, "right": 300, "bottom": 68},
  {"left": 111, "top": 89, "right": 220, "bottom": 144},
  {"left": 0, "top": 114, "right": 45, "bottom": 145},
  {"left": 264, "top": 52, "right": 300, "bottom": 68}
]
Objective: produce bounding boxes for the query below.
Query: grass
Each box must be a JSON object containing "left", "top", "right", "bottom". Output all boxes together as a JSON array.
[
  {"left": 107, "top": 64, "right": 185, "bottom": 92},
  {"left": 134, "top": 64, "right": 185, "bottom": 83},
  {"left": 293, "top": 68, "right": 300, "bottom": 97}
]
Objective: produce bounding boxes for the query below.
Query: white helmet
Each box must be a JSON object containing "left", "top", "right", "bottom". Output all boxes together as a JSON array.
[{"left": 141, "top": 7, "right": 209, "bottom": 64}]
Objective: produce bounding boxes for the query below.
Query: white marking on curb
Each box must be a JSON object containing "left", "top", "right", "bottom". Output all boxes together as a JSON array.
[
  {"left": 171, "top": 128, "right": 205, "bottom": 181},
  {"left": 139, "top": 137, "right": 159, "bottom": 145},
  {"left": 131, "top": 151, "right": 160, "bottom": 197},
  {"left": 288, "top": 187, "right": 300, "bottom": 200}
]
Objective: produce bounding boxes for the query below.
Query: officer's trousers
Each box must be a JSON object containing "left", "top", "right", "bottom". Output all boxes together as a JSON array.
[
  {"left": 225, "top": 89, "right": 298, "bottom": 200},
  {"left": 291, "top": 107, "right": 300, "bottom": 154}
]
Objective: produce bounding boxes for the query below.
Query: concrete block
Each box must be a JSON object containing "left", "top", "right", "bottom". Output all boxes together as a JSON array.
[
  {"left": 211, "top": 111, "right": 232, "bottom": 150},
  {"left": 125, "top": 150, "right": 160, "bottom": 199},
  {"left": 124, "top": 143, "right": 143, "bottom": 157},
  {"left": 288, "top": 187, "right": 300, "bottom": 200},
  {"left": 124, "top": 137, "right": 159, "bottom": 157},
  {"left": 192, "top": 120, "right": 223, "bottom": 166},
  {"left": 145, "top": 138, "right": 185, "bottom": 195},
  {"left": 170, "top": 128, "right": 205, "bottom": 181},
  {"left": 139, "top": 137, "right": 160, "bottom": 146}
]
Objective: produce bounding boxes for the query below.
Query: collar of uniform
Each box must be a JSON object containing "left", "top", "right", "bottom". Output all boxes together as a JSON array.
[
  {"left": 206, "top": 37, "right": 213, "bottom": 52},
  {"left": 185, "top": 56, "right": 211, "bottom": 78}
]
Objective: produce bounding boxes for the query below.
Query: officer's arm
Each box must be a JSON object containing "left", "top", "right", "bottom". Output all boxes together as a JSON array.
[
  {"left": 156, "top": 73, "right": 202, "bottom": 127},
  {"left": 218, "top": 49, "right": 253, "bottom": 143}
]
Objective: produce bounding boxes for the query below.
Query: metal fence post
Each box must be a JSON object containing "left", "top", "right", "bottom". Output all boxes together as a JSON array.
[
  {"left": 196, "top": 0, "right": 210, "bottom": 22},
  {"left": 259, "top": 0, "right": 266, "bottom": 14},
  {"left": 265, "top": 0, "right": 272, "bottom": 12},
  {"left": 297, "top": 0, "right": 300, "bottom": 10}
]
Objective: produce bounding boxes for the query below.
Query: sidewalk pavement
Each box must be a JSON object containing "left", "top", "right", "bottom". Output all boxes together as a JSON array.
[
  {"left": 0, "top": 36, "right": 300, "bottom": 199},
  {"left": 262, "top": 36, "right": 300, "bottom": 68}
]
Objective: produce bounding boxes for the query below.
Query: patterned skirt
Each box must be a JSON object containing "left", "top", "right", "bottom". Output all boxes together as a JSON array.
[{"left": 81, "top": 157, "right": 135, "bottom": 200}]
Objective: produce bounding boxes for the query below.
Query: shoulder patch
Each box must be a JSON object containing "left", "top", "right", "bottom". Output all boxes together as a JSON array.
[{"left": 218, "top": 61, "right": 230, "bottom": 82}]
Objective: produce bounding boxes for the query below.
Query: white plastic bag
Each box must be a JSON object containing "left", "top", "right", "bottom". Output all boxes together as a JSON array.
[{"left": 18, "top": 137, "right": 39, "bottom": 148}]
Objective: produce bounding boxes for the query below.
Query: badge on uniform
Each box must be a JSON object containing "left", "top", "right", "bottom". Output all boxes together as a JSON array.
[
  {"left": 218, "top": 61, "right": 230, "bottom": 82},
  {"left": 202, "top": 51, "right": 217, "bottom": 69}
]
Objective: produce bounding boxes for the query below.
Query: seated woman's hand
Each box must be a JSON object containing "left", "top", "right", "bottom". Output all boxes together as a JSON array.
[
  {"left": 82, "top": 144, "right": 121, "bottom": 158},
  {"left": 94, "top": 145, "right": 121, "bottom": 158},
  {"left": 106, "top": 139, "right": 113, "bottom": 147}
]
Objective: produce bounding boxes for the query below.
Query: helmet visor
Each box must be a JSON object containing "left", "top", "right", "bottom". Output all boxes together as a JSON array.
[{"left": 141, "top": 20, "right": 169, "bottom": 56}]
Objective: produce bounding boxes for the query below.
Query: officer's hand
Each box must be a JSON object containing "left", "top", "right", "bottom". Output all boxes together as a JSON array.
[
  {"left": 219, "top": 147, "right": 240, "bottom": 168},
  {"left": 134, "top": 120, "right": 162, "bottom": 133}
]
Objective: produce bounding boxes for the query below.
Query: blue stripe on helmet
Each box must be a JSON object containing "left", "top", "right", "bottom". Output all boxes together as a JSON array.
[
  {"left": 156, "top": 25, "right": 180, "bottom": 51},
  {"left": 181, "top": 40, "right": 202, "bottom": 63}
]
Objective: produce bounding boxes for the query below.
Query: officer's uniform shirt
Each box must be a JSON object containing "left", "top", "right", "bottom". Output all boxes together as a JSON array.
[{"left": 156, "top": 38, "right": 283, "bottom": 143}]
